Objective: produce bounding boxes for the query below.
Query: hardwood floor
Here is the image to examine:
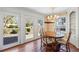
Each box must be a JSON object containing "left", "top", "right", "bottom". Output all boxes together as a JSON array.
[{"left": 2, "top": 39, "right": 79, "bottom": 52}]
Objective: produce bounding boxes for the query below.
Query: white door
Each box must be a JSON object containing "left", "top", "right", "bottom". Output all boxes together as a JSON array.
[
  {"left": 20, "top": 16, "right": 43, "bottom": 43},
  {"left": 37, "top": 19, "right": 44, "bottom": 38},
  {"left": 25, "top": 18, "right": 34, "bottom": 42},
  {"left": 21, "top": 16, "right": 34, "bottom": 43},
  {"left": 0, "top": 12, "right": 21, "bottom": 50}
]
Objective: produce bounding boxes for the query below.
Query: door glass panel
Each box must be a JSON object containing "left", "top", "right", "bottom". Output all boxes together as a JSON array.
[
  {"left": 37, "top": 23, "right": 41, "bottom": 37},
  {"left": 3, "top": 15, "right": 19, "bottom": 45},
  {"left": 38, "top": 19, "right": 43, "bottom": 37},
  {"left": 55, "top": 17, "right": 66, "bottom": 36},
  {"left": 25, "top": 20, "right": 34, "bottom": 39}
]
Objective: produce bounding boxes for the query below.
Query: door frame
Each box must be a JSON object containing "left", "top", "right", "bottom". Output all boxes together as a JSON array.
[{"left": 20, "top": 15, "right": 35, "bottom": 43}]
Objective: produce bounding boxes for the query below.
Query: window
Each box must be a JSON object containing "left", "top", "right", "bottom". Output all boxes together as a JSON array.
[
  {"left": 3, "top": 15, "right": 19, "bottom": 45},
  {"left": 55, "top": 17, "right": 66, "bottom": 36}
]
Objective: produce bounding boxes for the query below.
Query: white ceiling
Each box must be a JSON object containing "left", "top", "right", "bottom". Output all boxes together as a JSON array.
[{"left": 27, "top": 7, "right": 69, "bottom": 15}]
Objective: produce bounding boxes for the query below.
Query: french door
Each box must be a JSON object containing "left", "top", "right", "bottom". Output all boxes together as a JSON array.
[
  {"left": 24, "top": 18, "right": 34, "bottom": 42},
  {"left": 21, "top": 16, "right": 34, "bottom": 43},
  {"left": 0, "top": 12, "right": 21, "bottom": 50}
]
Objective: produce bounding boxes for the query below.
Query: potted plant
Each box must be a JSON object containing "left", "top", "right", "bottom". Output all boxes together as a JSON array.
[{"left": 27, "top": 28, "right": 30, "bottom": 32}]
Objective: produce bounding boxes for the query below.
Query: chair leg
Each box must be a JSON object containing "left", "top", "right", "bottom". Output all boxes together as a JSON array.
[
  {"left": 45, "top": 45, "right": 48, "bottom": 52},
  {"left": 55, "top": 43, "right": 61, "bottom": 52},
  {"left": 68, "top": 47, "right": 70, "bottom": 52},
  {"left": 66, "top": 45, "right": 68, "bottom": 52},
  {"left": 66, "top": 44, "right": 70, "bottom": 52},
  {"left": 45, "top": 38, "right": 48, "bottom": 52},
  {"left": 68, "top": 44, "right": 70, "bottom": 52}
]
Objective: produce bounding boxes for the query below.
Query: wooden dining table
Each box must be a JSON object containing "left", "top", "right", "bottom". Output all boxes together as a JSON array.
[
  {"left": 44, "top": 31, "right": 56, "bottom": 37},
  {"left": 44, "top": 31, "right": 64, "bottom": 41},
  {"left": 43, "top": 31, "right": 64, "bottom": 51}
]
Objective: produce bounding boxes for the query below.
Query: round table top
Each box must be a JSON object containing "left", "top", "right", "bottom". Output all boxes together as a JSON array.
[{"left": 44, "top": 31, "right": 64, "bottom": 38}]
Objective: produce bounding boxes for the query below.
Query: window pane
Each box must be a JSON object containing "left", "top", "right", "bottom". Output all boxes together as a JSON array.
[{"left": 3, "top": 15, "right": 19, "bottom": 45}]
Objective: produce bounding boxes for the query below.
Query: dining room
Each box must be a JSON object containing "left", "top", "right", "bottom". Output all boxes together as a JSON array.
[{"left": 0, "top": 7, "right": 79, "bottom": 52}]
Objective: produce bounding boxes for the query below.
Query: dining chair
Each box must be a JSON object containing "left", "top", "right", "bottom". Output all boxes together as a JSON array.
[
  {"left": 40, "top": 31, "right": 56, "bottom": 51},
  {"left": 57, "top": 32, "right": 71, "bottom": 52}
]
